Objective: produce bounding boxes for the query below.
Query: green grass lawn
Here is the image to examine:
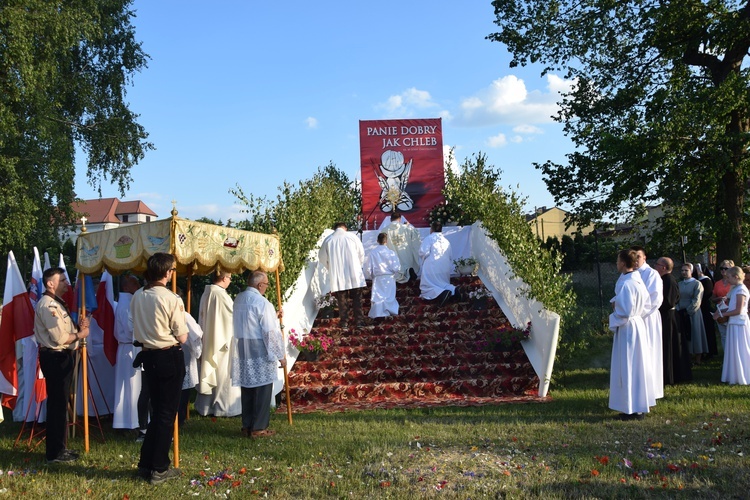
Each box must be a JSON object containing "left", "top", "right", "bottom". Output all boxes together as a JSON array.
[{"left": 1, "top": 339, "right": 749, "bottom": 498}]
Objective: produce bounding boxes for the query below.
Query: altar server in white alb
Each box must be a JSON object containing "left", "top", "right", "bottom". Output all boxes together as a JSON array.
[
  {"left": 195, "top": 271, "right": 241, "bottom": 417},
  {"left": 609, "top": 249, "right": 655, "bottom": 420},
  {"left": 632, "top": 245, "right": 663, "bottom": 402},
  {"left": 384, "top": 212, "right": 421, "bottom": 283},
  {"left": 419, "top": 222, "right": 455, "bottom": 307},
  {"left": 179, "top": 304, "right": 203, "bottom": 426},
  {"left": 112, "top": 274, "right": 142, "bottom": 430},
  {"left": 318, "top": 222, "right": 367, "bottom": 329},
  {"left": 364, "top": 233, "right": 400, "bottom": 319}
]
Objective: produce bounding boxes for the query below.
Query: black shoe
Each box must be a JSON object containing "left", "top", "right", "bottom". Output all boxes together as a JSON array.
[
  {"left": 617, "top": 412, "right": 645, "bottom": 421},
  {"left": 47, "top": 449, "right": 78, "bottom": 464},
  {"left": 150, "top": 467, "right": 181, "bottom": 485},
  {"left": 409, "top": 269, "right": 418, "bottom": 282},
  {"left": 438, "top": 290, "right": 452, "bottom": 307}
]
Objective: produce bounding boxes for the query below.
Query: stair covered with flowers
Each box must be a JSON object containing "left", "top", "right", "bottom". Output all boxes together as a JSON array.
[{"left": 284, "top": 277, "right": 543, "bottom": 412}]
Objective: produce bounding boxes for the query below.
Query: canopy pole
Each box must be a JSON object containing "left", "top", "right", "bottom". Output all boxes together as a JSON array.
[
  {"left": 80, "top": 274, "right": 90, "bottom": 453},
  {"left": 275, "top": 269, "right": 292, "bottom": 425},
  {"left": 171, "top": 251, "right": 180, "bottom": 468}
]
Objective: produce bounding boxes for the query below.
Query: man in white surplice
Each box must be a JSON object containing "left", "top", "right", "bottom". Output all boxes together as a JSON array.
[
  {"left": 318, "top": 222, "right": 366, "bottom": 328},
  {"left": 384, "top": 212, "right": 421, "bottom": 283},
  {"left": 419, "top": 221, "right": 455, "bottom": 306},
  {"left": 195, "top": 271, "right": 241, "bottom": 417},
  {"left": 609, "top": 249, "right": 655, "bottom": 420},
  {"left": 364, "top": 233, "right": 400, "bottom": 318},
  {"left": 232, "top": 271, "right": 286, "bottom": 437},
  {"left": 112, "top": 274, "right": 141, "bottom": 429},
  {"left": 632, "top": 245, "right": 663, "bottom": 402}
]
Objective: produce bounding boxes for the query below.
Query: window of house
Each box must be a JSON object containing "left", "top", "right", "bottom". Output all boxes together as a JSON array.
[
  {"left": 122, "top": 215, "right": 129, "bottom": 222},
  {"left": 146, "top": 216, "right": 151, "bottom": 222}
]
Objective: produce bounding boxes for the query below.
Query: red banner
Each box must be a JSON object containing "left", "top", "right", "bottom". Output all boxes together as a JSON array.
[{"left": 359, "top": 118, "right": 444, "bottom": 229}]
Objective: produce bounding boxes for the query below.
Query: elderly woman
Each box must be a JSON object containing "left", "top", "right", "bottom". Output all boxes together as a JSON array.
[
  {"left": 711, "top": 259, "right": 735, "bottom": 349},
  {"left": 712, "top": 266, "right": 750, "bottom": 385}
]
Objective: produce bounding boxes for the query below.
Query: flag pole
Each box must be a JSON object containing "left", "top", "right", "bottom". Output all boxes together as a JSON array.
[{"left": 275, "top": 268, "right": 292, "bottom": 425}]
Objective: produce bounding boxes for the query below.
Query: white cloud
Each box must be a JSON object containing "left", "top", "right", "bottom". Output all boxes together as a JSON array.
[
  {"left": 454, "top": 73, "right": 576, "bottom": 127},
  {"left": 513, "top": 124, "right": 543, "bottom": 134},
  {"left": 376, "top": 87, "right": 444, "bottom": 117},
  {"left": 305, "top": 117, "right": 318, "bottom": 129},
  {"left": 487, "top": 133, "right": 508, "bottom": 148}
]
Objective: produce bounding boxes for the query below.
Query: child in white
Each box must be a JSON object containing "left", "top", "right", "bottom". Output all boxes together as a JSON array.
[{"left": 713, "top": 266, "right": 750, "bottom": 385}]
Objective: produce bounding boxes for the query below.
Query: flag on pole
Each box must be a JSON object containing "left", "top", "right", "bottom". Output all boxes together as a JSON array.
[
  {"left": 1, "top": 251, "right": 35, "bottom": 410},
  {"left": 72, "top": 271, "right": 97, "bottom": 323},
  {"left": 29, "top": 248, "right": 49, "bottom": 409},
  {"left": 58, "top": 254, "right": 75, "bottom": 313},
  {"left": 93, "top": 271, "right": 117, "bottom": 365},
  {"left": 28, "top": 248, "right": 44, "bottom": 307}
]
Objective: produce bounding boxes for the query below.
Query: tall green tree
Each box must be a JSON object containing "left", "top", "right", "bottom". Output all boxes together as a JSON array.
[
  {"left": 489, "top": 0, "right": 750, "bottom": 264},
  {"left": 0, "top": 0, "right": 151, "bottom": 253}
]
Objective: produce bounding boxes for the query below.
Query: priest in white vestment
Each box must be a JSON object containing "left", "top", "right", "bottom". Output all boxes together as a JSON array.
[
  {"left": 112, "top": 275, "right": 141, "bottom": 429},
  {"left": 609, "top": 249, "right": 655, "bottom": 419},
  {"left": 364, "top": 233, "right": 400, "bottom": 318},
  {"left": 384, "top": 213, "right": 421, "bottom": 283},
  {"left": 632, "top": 246, "right": 664, "bottom": 401},
  {"left": 195, "top": 271, "right": 241, "bottom": 417},
  {"left": 318, "top": 222, "right": 367, "bottom": 328},
  {"left": 419, "top": 222, "right": 455, "bottom": 304}
]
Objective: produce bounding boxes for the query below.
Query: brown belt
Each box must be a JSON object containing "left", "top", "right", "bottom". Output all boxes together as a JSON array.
[{"left": 141, "top": 344, "right": 180, "bottom": 351}]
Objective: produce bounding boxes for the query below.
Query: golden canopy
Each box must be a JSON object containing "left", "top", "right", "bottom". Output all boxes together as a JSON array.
[{"left": 75, "top": 216, "right": 284, "bottom": 276}]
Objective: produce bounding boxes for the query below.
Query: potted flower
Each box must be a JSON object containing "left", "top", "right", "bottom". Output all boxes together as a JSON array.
[
  {"left": 315, "top": 293, "right": 338, "bottom": 319},
  {"left": 453, "top": 257, "right": 478, "bottom": 276},
  {"left": 289, "top": 329, "right": 333, "bottom": 362},
  {"left": 474, "top": 322, "right": 531, "bottom": 352},
  {"left": 467, "top": 285, "right": 492, "bottom": 309}
]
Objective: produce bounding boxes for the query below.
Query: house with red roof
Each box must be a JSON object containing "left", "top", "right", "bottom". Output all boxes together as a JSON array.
[{"left": 62, "top": 198, "right": 158, "bottom": 243}]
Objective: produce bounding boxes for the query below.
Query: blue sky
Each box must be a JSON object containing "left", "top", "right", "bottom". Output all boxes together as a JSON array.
[{"left": 74, "top": 1, "right": 576, "bottom": 223}]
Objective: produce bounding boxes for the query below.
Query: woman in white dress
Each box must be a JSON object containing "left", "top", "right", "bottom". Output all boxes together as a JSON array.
[{"left": 713, "top": 266, "right": 750, "bottom": 385}]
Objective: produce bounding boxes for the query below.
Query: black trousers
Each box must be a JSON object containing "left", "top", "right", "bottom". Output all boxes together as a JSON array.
[
  {"left": 335, "top": 287, "right": 363, "bottom": 323},
  {"left": 39, "top": 349, "right": 75, "bottom": 460},
  {"left": 240, "top": 383, "right": 272, "bottom": 431},
  {"left": 138, "top": 347, "right": 185, "bottom": 473}
]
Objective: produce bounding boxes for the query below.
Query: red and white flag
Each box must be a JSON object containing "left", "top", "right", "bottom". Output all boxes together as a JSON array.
[
  {"left": 93, "top": 271, "right": 117, "bottom": 366},
  {"left": 28, "top": 248, "right": 43, "bottom": 307},
  {"left": 1, "top": 251, "right": 35, "bottom": 410}
]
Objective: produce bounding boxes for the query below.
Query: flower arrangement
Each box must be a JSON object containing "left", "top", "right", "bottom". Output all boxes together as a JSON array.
[
  {"left": 315, "top": 293, "right": 338, "bottom": 310},
  {"left": 453, "top": 257, "right": 478, "bottom": 275},
  {"left": 467, "top": 285, "right": 492, "bottom": 300},
  {"left": 289, "top": 328, "right": 333, "bottom": 354},
  {"left": 426, "top": 201, "right": 464, "bottom": 225},
  {"left": 475, "top": 322, "right": 531, "bottom": 352}
]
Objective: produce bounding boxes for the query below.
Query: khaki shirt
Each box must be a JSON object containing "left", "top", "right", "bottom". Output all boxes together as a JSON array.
[
  {"left": 34, "top": 293, "right": 78, "bottom": 351},
  {"left": 131, "top": 285, "right": 188, "bottom": 349}
]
